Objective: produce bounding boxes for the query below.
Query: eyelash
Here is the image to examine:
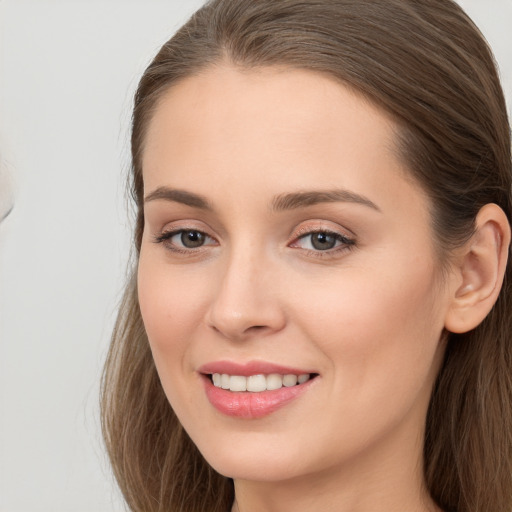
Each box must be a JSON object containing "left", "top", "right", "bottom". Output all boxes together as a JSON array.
[
  {"left": 153, "top": 229, "right": 218, "bottom": 254},
  {"left": 153, "top": 227, "right": 356, "bottom": 258},
  {"left": 290, "top": 229, "right": 356, "bottom": 259}
]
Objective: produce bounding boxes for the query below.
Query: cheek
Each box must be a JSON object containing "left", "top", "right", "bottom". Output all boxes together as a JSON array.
[
  {"left": 137, "top": 254, "right": 214, "bottom": 425},
  {"left": 137, "top": 254, "right": 208, "bottom": 369},
  {"left": 278, "top": 257, "right": 446, "bottom": 460},
  {"left": 291, "top": 252, "right": 445, "bottom": 396}
]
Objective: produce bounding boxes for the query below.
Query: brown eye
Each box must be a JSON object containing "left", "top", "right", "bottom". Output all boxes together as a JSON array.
[
  {"left": 154, "top": 228, "right": 217, "bottom": 251},
  {"left": 310, "top": 232, "right": 337, "bottom": 250},
  {"left": 180, "top": 230, "right": 206, "bottom": 248},
  {"left": 290, "top": 229, "right": 355, "bottom": 254}
]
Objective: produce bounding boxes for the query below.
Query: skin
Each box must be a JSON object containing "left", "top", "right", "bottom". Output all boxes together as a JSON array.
[{"left": 137, "top": 64, "right": 461, "bottom": 512}]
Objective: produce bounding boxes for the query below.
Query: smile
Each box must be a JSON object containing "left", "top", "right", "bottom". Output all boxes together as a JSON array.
[
  {"left": 200, "top": 368, "right": 318, "bottom": 418},
  {"left": 211, "top": 373, "right": 312, "bottom": 392}
]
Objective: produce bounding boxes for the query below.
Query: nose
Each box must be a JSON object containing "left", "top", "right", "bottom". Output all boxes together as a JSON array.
[{"left": 205, "top": 247, "right": 286, "bottom": 341}]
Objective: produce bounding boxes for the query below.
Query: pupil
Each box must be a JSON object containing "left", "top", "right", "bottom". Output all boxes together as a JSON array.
[
  {"left": 311, "top": 232, "right": 336, "bottom": 250},
  {"left": 181, "top": 230, "right": 205, "bottom": 248}
]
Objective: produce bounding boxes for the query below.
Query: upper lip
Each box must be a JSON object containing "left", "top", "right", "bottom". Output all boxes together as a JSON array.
[{"left": 198, "top": 360, "right": 316, "bottom": 377}]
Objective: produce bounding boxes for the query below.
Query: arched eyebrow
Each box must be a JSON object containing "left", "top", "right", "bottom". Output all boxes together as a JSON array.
[
  {"left": 144, "top": 187, "right": 212, "bottom": 210},
  {"left": 144, "top": 186, "right": 380, "bottom": 213},
  {"left": 271, "top": 189, "right": 381, "bottom": 212}
]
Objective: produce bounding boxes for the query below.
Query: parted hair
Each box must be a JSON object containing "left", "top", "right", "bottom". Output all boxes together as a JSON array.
[{"left": 101, "top": 1, "right": 512, "bottom": 511}]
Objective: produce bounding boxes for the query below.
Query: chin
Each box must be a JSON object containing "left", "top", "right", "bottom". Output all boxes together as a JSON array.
[
  {"left": 207, "top": 453, "right": 304, "bottom": 483},
  {"left": 190, "top": 429, "right": 311, "bottom": 482}
]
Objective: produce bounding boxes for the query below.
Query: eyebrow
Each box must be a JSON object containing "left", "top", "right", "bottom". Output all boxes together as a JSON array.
[
  {"left": 144, "top": 186, "right": 380, "bottom": 213},
  {"left": 271, "top": 189, "right": 381, "bottom": 212},
  {"left": 144, "top": 187, "right": 212, "bottom": 210}
]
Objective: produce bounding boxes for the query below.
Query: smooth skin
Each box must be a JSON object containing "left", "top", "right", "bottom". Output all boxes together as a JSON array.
[{"left": 137, "top": 65, "right": 510, "bottom": 512}]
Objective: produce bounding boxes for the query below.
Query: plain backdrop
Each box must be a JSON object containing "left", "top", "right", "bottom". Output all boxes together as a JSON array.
[{"left": 0, "top": 1, "right": 510, "bottom": 511}]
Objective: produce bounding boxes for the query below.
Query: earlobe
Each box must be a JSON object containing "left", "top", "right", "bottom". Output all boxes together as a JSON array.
[{"left": 444, "top": 203, "right": 511, "bottom": 334}]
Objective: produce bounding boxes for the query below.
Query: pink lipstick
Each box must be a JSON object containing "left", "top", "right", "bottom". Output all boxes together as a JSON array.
[{"left": 198, "top": 361, "right": 317, "bottom": 419}]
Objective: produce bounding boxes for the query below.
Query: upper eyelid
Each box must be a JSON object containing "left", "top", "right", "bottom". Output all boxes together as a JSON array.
[
  {"left": 295, "top": 227, "right": 350, "bottom": 237},
  {"left": 156, "top": 220, "right": 217, "bottom": 237},
  {"left": 153, "top": 220, "right": 356, "bottom": 244},
  {"left": 291, "top": 222, "right": 356, "bottom": 240},
  {"left": 291, "top": 230, "right": 355, "bottom": 247},
  {"left": 156, "top": 227, "right": 216, "bottom": 241}
]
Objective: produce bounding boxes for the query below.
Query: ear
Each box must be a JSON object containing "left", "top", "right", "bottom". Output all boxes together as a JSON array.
[{"left": 444, "top": 203, "right": 511, "bottom": 334}]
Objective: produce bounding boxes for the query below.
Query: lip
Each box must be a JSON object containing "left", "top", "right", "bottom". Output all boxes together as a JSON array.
[
  {"left": 198, "top": 360, "right": 315, "bottom": 377},
  {"left": 198, "top": 360, "right": 318, "bottom": 419}
]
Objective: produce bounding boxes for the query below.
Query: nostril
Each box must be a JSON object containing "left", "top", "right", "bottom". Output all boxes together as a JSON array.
[
  {"left": 206, "top": 295, "right": 287, "bottom": 340},
  {"left": 245, "top": 325, "right": 271, "bottom": 335}
]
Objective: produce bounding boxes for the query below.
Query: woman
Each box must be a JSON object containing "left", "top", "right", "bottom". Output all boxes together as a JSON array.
[{"left": 101, "top": 1, "right": 512, "bottom": 511}]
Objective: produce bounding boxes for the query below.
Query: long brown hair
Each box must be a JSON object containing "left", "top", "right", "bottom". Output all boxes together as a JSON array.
[{"left": 101, "top": 1, "right": 512, "bottom": 511}]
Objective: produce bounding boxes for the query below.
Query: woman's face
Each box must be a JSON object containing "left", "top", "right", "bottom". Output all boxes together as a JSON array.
[{"left": 138, "top": 65, "right": 456, "bottom": 484}]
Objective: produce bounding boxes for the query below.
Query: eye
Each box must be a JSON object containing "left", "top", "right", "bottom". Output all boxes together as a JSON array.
[
  {"left": 305, "top": 232, "right": 338, "bottom": 251},
  {"left": 291, "top": 230, "right": 355, "bottom": 252},
  {"left": 154, "top": 228, "right": 217, "bottom": 251},
  {"left": 177, "top": 230, "right": 207, "bottom": 248}
]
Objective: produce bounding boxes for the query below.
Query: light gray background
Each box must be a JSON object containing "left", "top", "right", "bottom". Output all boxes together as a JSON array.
[{"left": 0, "top": 1, "right": 510, "bottom": 511}]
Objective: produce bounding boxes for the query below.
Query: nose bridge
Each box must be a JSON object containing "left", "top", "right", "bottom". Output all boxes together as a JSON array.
[{"left": 206, "top": 238, "right": 285, "bottom": 340}]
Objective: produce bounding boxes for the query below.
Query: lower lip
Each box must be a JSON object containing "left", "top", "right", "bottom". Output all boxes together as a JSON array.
[{"left": 202, "top": 375, "right": 315, "bottom": 419}]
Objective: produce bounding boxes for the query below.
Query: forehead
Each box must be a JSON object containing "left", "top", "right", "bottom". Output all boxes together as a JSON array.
[
  {"left": 141, "top": 64, "right": 427, "bottom": 219},
  {"left": 143, "top": 65, "right": 398, "bottom": 160}
]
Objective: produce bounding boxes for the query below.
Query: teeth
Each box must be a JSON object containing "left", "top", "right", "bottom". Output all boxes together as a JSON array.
[
  {"left": 266, "top": 373, "right": 283, "bottom": 390},
  {"left": 247, "top": 374, "right": 267, "bottom": 392},
  {"left": 221, "top": 374, "right": 230, "bottom": 389},
  {"left": 283, "top": 374, "right": 298, "bottom": 387},
  {"left": 229, "top": 375, "right": 247, "bottom": 392},
  {"left": 298, "top": 374, "right": 310, "bottom": 384},
  {"left": 211, "top": 373, "right": 312, "bottom": 392}
]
